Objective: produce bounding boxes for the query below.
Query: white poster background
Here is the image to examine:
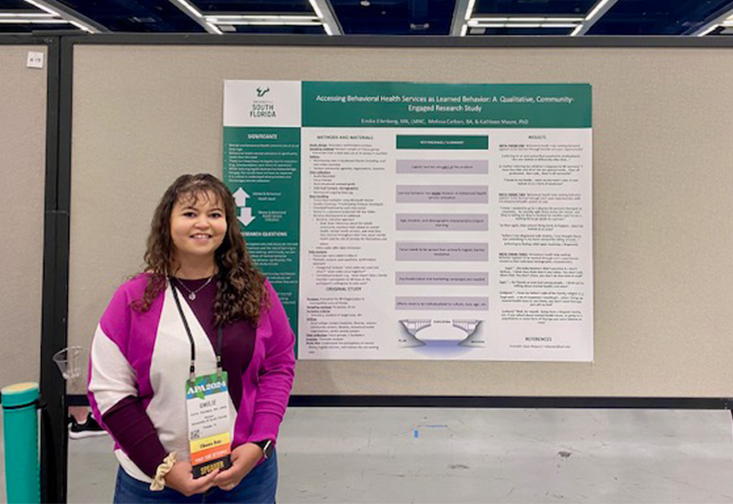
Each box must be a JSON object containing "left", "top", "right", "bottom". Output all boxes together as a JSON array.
[{"left": 224, "top": 80, "right": 593, "bottom": 362}]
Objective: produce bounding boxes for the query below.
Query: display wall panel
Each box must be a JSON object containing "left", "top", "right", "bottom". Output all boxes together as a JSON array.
[
  {"left": 0, "top": 45, "right": 47, "bottom": 387},
  {"left": 68, "top": 44, "right": 733, "bottom": 398}
]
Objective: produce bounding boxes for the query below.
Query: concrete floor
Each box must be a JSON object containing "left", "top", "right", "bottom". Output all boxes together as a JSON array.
[{"left": 2, "top": 408, "right": 733, "bottom": 503}]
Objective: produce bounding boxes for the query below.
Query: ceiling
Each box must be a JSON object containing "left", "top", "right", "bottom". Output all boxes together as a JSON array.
[{"left": 1, "top": 0, "right": 732, "bottom": 37}]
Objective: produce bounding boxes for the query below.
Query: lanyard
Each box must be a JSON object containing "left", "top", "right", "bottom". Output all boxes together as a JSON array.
[{"left": 170, "top": 279, "right": 223, "bottom": 384}]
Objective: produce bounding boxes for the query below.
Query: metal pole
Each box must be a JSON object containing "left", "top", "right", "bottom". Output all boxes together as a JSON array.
[{"left": 39, "top": 34, "right": 71, "bottom": 504}]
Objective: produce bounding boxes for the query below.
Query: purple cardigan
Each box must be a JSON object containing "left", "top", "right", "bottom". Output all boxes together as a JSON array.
[{"left": 88, "top": 274, "right": 295, "bottom": 482}]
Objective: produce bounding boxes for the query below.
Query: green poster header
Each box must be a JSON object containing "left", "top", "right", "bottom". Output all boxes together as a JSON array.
[{"left": 302, "top": 82, "right": 591, "bottom": 128}]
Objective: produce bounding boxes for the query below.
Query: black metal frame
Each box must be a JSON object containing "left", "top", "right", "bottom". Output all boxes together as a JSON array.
[
  {"left": 45, "top": 33, "right": 733, "bottom": 47},
  {"left": 288, "top": 396, "right": 733, "bottom": 408},
  {"left": 40, "top": 35, "right": 65, "bottom": 504},
  {"left": 67, "top": 393, "right": 733, "bottom": 409},
  {"left": 2, "top": 32, "right": 733, "bottom": 503},
  {"left": 41, "top": 35, "right": 74, "bottom": 504},
  {"left": 0, "top": 34, "right": 65, "bottom": 503}
]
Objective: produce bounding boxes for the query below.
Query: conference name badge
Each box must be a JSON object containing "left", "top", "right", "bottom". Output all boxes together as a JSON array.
[{"left": 185, "top": 372, "right": 232, "bottom": 478}]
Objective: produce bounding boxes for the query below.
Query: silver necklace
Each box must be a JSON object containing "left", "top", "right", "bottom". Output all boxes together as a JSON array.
[{"left": 175, "top": 276, "right": 214, "bottom": 301}]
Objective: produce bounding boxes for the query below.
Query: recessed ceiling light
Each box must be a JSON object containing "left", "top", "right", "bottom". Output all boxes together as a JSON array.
[
  {"left": 410, "top": 22, "right": 430, "bottom": 30},
  {"left": 360, "top": 0, "right": 370, "bottom": 6}
]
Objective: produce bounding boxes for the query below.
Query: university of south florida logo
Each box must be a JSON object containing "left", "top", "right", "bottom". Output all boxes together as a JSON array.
[{"left": 250, "top": 86, "right": 276, "bottom": 118}]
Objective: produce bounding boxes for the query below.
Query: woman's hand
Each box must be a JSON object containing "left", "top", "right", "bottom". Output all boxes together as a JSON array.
[
  {"left": 213, "top": 443, "right": 264, "bottom": 491},
  {"left": 163, "top": 460, "right": 220, "bottom": 497}
]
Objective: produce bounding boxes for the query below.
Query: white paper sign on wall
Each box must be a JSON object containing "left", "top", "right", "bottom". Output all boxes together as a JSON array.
[{"left": 27, "top": 51, "right": 44, "bottom": 69}]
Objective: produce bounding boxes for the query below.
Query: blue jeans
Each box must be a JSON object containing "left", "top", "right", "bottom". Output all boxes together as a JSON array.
[{"left": 113, "top": 452, "right": 278, "bottom": 503}]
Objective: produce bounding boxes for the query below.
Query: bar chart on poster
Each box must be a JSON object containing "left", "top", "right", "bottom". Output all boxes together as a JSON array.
[{"left": 223, "top": 80, "right": 593, "bottom": 362}]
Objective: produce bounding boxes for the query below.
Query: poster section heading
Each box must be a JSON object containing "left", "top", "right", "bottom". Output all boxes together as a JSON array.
[{"left": 302, "top": 82, "right": 591, "bottom": 128}]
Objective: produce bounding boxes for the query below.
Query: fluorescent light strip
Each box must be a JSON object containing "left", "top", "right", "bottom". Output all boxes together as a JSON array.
[
  {"left": 697, "top": 24, "right": 719, "bottom": 36},
  {"left": 69, "top": 20, "right": 94, "bottom": 32},
  {"left": 171, "top": 0, "right": 202, "bottom": 19},
  {"left": 205, "top": 21, "right": 222, "bottom": 34},
  {"left": 472, "top": 16, "right": 583, "bottom": 22},
  {"left": 0, "top": 18, "right": 67, "bottom": 23},
  {"left": 309, "top": 0, "right": 339, "bottom": 35},
  {"left": 464, "top": 0, "right": 476, "bottom": 21},
  {"left": 491, "top": 23, "right": 575, "bottom": 28},
  {"left": 308, "top": 0, "right": 324, "bottom": 19},
  {"left": 470, "top": 21, "right": 579, "bottom": 28},
  {"left": 169, "top": 0, "right": 223, "bottom": 34},
  {"left": 585, "top": 0, "right": 611, "bottom": 21},
  {"left": 570, "top": 24, "right": 583, "bottom": 36},
  {"left": 222, "top": 20, "right": 322, "bottom": 26},
  {"left": 508, "top": 17, "right": 544, "bottom": 22},
  {"left": 206, "top": 11, "right": 332, "bottom": 32},
  {"left": 0, "top": 12, "right": 53, "bottom": 17},
  {"left": 540, "top": 23, "right": 578, "bottom": 28},
  {"left": 543, "top": 17, "right": 583, "bottom": 22},
  {"left": 22, "top": 0, "right": 58, "bottom": 16},
  {"left": 206, "top": 15, "right": 320, "bottom": 22},
  {"left": 460, "top": 24, "right": 468, "bottom": 36}
]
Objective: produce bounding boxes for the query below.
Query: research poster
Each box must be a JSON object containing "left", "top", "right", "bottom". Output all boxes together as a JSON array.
[{"left": 223, "top": 81, "right": 593, "bottom": 361}]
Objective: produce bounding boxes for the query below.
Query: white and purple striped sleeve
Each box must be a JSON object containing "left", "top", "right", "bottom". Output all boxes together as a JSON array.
[{"left": 88, "top": 286, "right": 137, "bottom": 422}]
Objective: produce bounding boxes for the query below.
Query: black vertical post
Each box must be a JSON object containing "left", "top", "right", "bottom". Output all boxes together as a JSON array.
[{"left": 39, "top": 35, "right": 72, "bottom": 504}]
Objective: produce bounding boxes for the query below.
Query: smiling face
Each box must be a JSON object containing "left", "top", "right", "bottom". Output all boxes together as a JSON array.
[{"left": 170, "top": 190, "right": 228, "bottom": 268}]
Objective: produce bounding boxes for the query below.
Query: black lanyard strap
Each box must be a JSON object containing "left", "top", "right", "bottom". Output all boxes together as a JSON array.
[{"left": 170, "top": 279, "right": 224, "bottom": 383}]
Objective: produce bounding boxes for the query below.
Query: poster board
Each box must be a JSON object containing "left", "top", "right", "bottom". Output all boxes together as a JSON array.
[
  {"left": 222, "top": 80, "right": 594, "bottom": 362},
  {"left": 67, "top": 42, "right": 733, "bottom": 397},
  {"left": 0, "top": 43, "right": 47, "bottom": 387}
]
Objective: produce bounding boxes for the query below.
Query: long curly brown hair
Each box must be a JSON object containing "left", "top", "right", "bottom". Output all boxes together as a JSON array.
[{"left": 132, "top": 173, "right": 267, "bottom": 326}]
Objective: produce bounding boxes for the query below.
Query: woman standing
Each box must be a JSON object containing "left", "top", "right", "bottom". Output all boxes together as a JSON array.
[{"left": 88, "top": 174, "right": 295, "bottom": 503}]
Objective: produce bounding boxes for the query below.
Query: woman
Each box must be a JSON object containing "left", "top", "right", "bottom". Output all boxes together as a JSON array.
[{"left": 88, "top": 174, "right": 295, "bottom": 503}]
